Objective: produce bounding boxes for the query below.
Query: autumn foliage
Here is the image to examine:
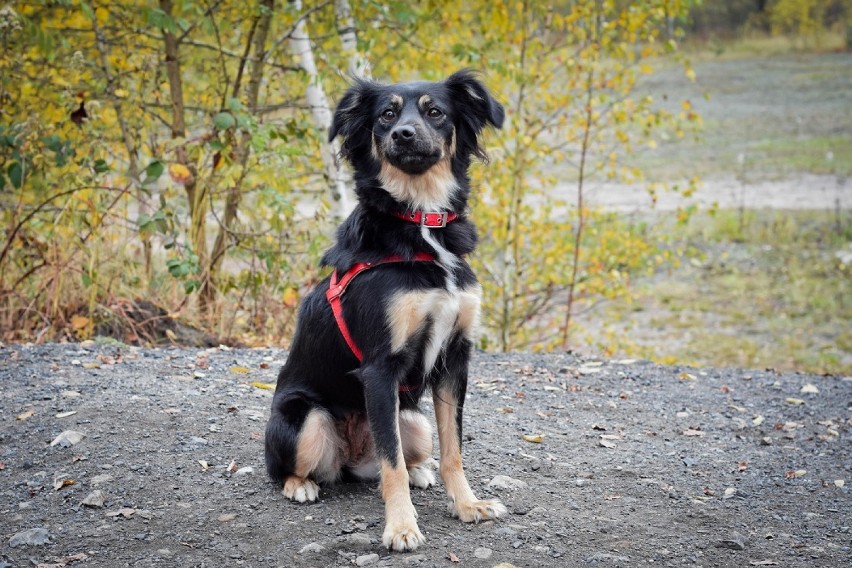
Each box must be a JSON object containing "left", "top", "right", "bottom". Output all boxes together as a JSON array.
[{"left": 1, "top": 1, "right": 700, "bottom": 350}]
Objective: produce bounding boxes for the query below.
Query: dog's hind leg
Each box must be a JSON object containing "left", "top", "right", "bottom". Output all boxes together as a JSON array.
[
  {"left": 433, "top": 336, "right": 507, "bottom": 523},
  {"left": 265, "top": 394, "right": 342, "bottom": 503},
  {"left": 361, "top": 365, "right": 425, "bottom": 551},
  {"left": 399, "top": 409, "right": 436, "bottom": 489}
]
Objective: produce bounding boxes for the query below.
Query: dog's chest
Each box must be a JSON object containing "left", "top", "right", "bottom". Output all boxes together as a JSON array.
[{"left": 386, "top": 230, "right": 480, "bottom": 374}]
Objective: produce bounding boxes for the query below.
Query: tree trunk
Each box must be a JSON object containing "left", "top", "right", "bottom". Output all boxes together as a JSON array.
[
  {"left": 159, "top": 0, "right": 210, "bottom": 317},
  {"left": 334, "top": 0, "right": 369, "bottom": 77},
  {"left": 288, "top": 0, "right": 352, "bottom": 220}
]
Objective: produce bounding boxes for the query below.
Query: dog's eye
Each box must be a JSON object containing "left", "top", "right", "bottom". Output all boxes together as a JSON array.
[
  {"left": 381, "top": 109, "right": 396, "bottom": 121},
  {"left": 427, "top": 108, "right": 443, "bottom": 118}
]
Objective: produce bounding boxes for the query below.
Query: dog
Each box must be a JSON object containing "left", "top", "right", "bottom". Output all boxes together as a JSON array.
[{"left": 264, "top": 70, "right": 505, "bottom": 552}]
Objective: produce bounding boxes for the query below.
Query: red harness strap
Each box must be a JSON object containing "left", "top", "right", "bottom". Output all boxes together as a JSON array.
[{"left": 326, "top": 252, "right": 437, "bottom": 367}]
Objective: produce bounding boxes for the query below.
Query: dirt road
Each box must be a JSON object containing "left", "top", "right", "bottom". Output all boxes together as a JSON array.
[{"left": 1, "top": 343, "right": 849, "bottom": 567}]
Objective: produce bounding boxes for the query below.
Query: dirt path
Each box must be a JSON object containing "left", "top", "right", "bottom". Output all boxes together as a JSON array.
[{"left": 1, "top": 343, "right": 849, "bottom": 567}]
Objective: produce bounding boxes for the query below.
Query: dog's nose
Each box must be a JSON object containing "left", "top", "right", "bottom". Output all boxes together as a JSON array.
[{"left": 391, "top": 125, "right": 416, "bottom": 142}]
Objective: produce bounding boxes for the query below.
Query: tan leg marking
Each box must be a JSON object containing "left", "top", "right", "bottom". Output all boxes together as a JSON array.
[
  {"left": 433, "top": 388, "right": 507, "bottom": 523},
  {"left": 282, "top": 409, "right": 342, "bottom": 502},
  {"left": 400, "top": 409, "right": 436, "bottom": 489},
  {"left": 380, "top": 457, "right": 424, "bottom": 551}
]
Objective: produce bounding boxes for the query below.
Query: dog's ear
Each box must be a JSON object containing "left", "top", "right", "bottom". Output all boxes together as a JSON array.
[
  {"left": 445, "top": 70, "right": 504, "bottom": 160},
  {"left": 329, "top": 79, "right": 372, "bottom": 143}
]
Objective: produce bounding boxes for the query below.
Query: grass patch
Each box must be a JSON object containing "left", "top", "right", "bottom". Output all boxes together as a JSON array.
[{"left": 593, "top": 209, "right": 852, "bottom": 375}]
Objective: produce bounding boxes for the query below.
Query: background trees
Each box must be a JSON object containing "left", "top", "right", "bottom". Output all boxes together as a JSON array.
[{"left": 1, "top": 1, "right": 848, "bottom": 360}]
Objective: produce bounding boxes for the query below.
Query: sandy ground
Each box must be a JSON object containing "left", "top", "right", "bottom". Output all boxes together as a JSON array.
[{"left": 2, "top": 343, "right": 849, "bottom": 567}]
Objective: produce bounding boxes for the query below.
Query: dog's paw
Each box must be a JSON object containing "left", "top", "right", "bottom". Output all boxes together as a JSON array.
[
  {"left": 449, "top": 498, "right": 507, "bottom": 523},
  {"left": 382, "top": 520, "right": 425, "bottom": 552},
  {"left": 408, "top": 464, "right": 436, "bottom": 489},
  {"left": 282, "top": 476, "right": 319, "bottom": 503}
]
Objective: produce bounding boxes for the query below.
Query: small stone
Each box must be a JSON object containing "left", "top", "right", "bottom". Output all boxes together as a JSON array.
[
  {"left": 718, "top": 531, "right": 747, "bottom": 550},
  {"left": 494, "top": 527, "right": 517, "bottom": 537},
  {"left": 156, "top": 549, "right": 174, "bottom": 558},
  {"left": 234, "top": 466, "right": 254, "bottom": 476},
  {"left": 91, "top": 474, "right": 113, "bottom": 485},
  {"left": 187, "top": 436, "right": 208, "bottom": 446},
  {"left": 487, "top": 475, "right": 528, "bottom": 490},
  {"left": 403, "top": 554, "right": 426, "bottom": 565},
  {"left": 586, "top": 552, "right": 631, "bottom": 562},
  {"left": 217, "top": 513, "right": 237, "bottom": 522},
  {"left": 355, "top": 553, "right": 380, "bottom": 566},
  {"left": 82, "top": 490, "right": 105, "bottom": 508},
  {"left": 474, "top": 547, "right": 493, "bottom": 559},
  {"left": 50, "top": 430, "right": 85, "bottom": 447},
  {"left": 344, "top": 533, "right": 373, "bottom": 548},
  {"left": 299, "top": 542, "right": 324, "bottom": 554},
  {"left": 9, "top": 527, "right": 51, "bottom": 547},
  {"left": 492, "top": 564, "right": 518, "bottom": 568}
]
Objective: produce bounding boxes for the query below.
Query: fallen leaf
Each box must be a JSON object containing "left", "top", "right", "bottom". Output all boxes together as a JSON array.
[
  {"left": 53, "top": 477, "right": 76, "bottom": 491},
  {"left": 800, "top": 383, "right": 819, "bottom": 394},
  {"left": 679, "top": 372, "right": 697, "bottom": 380},
  {"left": 723, "top": 487, "right": 737, "bottom": 498},
  {"left": 834, "top": 479, "right": 844, "bottom": 488},
  {"left": 682, "top": 428, "right": 704, "bottom": 437},
  {"left": 227, "top": 460, "right": 238, "bottom": 473},
  {"left": 71, "top": 314, "right": 90, "bottom": 330},
  {"left": 16, "top": 409, "right": 34, "bottom": 421},
  {"left": 785, "top": 397, "right": 805, "bottom": 405},
  {"left": 230, "top": 366, "right": 251, "bottom": 374},
  {"left": 82, "top": 362, "right": 100, "bottom": 369},
  {"left": 703, "top": 487, "right": 715, "bottom": 496},
  {"left": 522, "top": 434, "right": 543, "bottom": 444},
  {"left": 50, "top": 430, "right": 85, "bottom": 447},
  {"left": 752, "top": 415, "right": 765, "bottom": 426},
  {"left": 447, "top": 552, "right": 460, "bottom": 563},
  {"left": 591, "top": 423, "right": 606, "bottom": 431},
  {"left": 720, "top": 385, "right": 731, "bottom": 393},
  {"left": 496, "top": 406, "right": 514, "bottom": 413},
  {"left": 0, "top": 462, "right": 5, "bottom": 470},
  {"left": 165, "top": 329, "right": 177, "bottom": 341},
  {"left": 259, "top": 362, "right": 270, "bottom": 369},
  {"left": 56, "top": 411, "right": 77, "bottom": 419},
  {"left": 738, "top": 461, "right": 748, "bottom": 472},
  {"left": 198, "top": 460, "right": 209, "bottom": 471},
  {"left": 784, "top": 469, "right": 807, "bottom": 479},
  {"left": 249, "top": 432, "right": 262, "bottom": 440},
  {"left": 250, "top": 381, "right": 274, "bottom": 390}
]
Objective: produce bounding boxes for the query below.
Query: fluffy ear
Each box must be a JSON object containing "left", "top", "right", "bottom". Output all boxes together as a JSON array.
[
  {"left": 329, "top": 79, "right": 373, "bottom": 143},
  {"left": 445, "top": 70, "right": 504, "bottom": 160}
]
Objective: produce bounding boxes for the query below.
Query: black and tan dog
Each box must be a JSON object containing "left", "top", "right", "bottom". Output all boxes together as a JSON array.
[{"left": 264, "top": 70, "right": 505, "bottom": 551}]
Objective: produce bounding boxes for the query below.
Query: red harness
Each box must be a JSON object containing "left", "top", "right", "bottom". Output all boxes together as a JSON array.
[{"left": 325, "top": 210, "right": 458, "bottom": 390}]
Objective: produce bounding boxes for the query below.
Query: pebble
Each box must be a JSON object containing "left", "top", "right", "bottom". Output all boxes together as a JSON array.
[
  {"left": 50, "top": 430, "right": 85, "bottom": 447},
  {"left": 403, "top": 554, "right": 426, "bottom": 565},
  {"left": 586, "top": 552, "right": 631, "bottom": 562},
  {"left": 82, "top": 490, "right": 106, "bottom": 508},
  {"left": 343, "top": 533, "right": 373, "bottom": 548},
  {"left": 9, "top": 527, "right": 51, "bottom": 547},
  {"left": 355, "top": 553, "right": 380, "bottom": 566},
  {"left": 487, "top": 475, "right": 528, "bottom": 490},
  {"left": 718, "top": 531, "right": 747, "bottom": 550},
  {"left": 156, "top": 549, "right": 174, "bottom": 558},
  {"left": 474, "top": 547, "right": 493, "bottom": 559},
  {"left": 234, "top": 466, "right": 254, "bottom": 475},
  {"left": 299, "top": 542, "right": 324, "bottom": 554},
  {"left": 91, "top": 474, "right": 113, "bottom": 485}
]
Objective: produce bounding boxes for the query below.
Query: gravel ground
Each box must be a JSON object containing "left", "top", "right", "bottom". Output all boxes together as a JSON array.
[{"left": 1, "top": 342, "right": 849, "bottom": 567}]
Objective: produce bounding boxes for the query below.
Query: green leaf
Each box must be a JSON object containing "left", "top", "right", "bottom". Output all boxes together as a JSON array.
[
  {"left": 80, "top": 2, "right": 94, "bottom": 20},
  {"left": 143, "top": 160, "right": 164, "bottom": 185},
  {"left": 8, "top": 162, "right": 23, "bottom": 189},
  {"left": 93, "top": 159, "right": 110, "bottom": 173},
  {"left": 213, "top": 112, "right": 236, "bottom": 130}
]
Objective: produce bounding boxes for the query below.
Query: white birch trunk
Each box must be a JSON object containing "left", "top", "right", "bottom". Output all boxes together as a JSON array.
[
  {"left": 334, "top": 0, "right": 370, "bottom": 78},
  {"left": 289, "top": 0, "right": 352, "bottom": 219}
]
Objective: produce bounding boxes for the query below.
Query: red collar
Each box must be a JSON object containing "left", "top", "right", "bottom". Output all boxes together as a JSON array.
[{"left": 392, "top": 210, "right": 458, "bottom": 228}]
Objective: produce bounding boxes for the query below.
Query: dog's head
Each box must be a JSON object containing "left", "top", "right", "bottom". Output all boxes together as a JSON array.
[{"left": 329, "top": 70, "right": 504, "bottom": 211}]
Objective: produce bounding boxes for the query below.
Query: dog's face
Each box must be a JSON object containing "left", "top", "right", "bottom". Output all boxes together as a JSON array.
[{"left": 330, "top": 71, "right": 504, "bottom": 210}]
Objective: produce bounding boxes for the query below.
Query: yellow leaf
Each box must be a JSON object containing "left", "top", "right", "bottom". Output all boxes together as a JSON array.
[
  {"left": 71, "top": 315, "right": 90, "bottom": 330},
  {"left": 169, "top": 163, "right": 192, "bottom": 185},
  {"left": 250, "top": 381, "right": 275, "bottom": 390},
  {"left": 230, "top": 366, "right": 251, "bottom": 374},
  {"left": 16, "top": 409, "right": 35, "bottom": 421},
  {"left": 282, "top": 287, "right": 299, "bottom": 308},
  {"left": 522, "top": 434, "right": 543, "bottom": 443}
]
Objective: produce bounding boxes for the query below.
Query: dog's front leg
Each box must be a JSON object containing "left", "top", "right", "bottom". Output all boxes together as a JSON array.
[
  {"left": 434, "top": 338, "right": 507, "bottom": 523},
  {"left": 362, "top": 365, "right": 425, "bottom": 551}
]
